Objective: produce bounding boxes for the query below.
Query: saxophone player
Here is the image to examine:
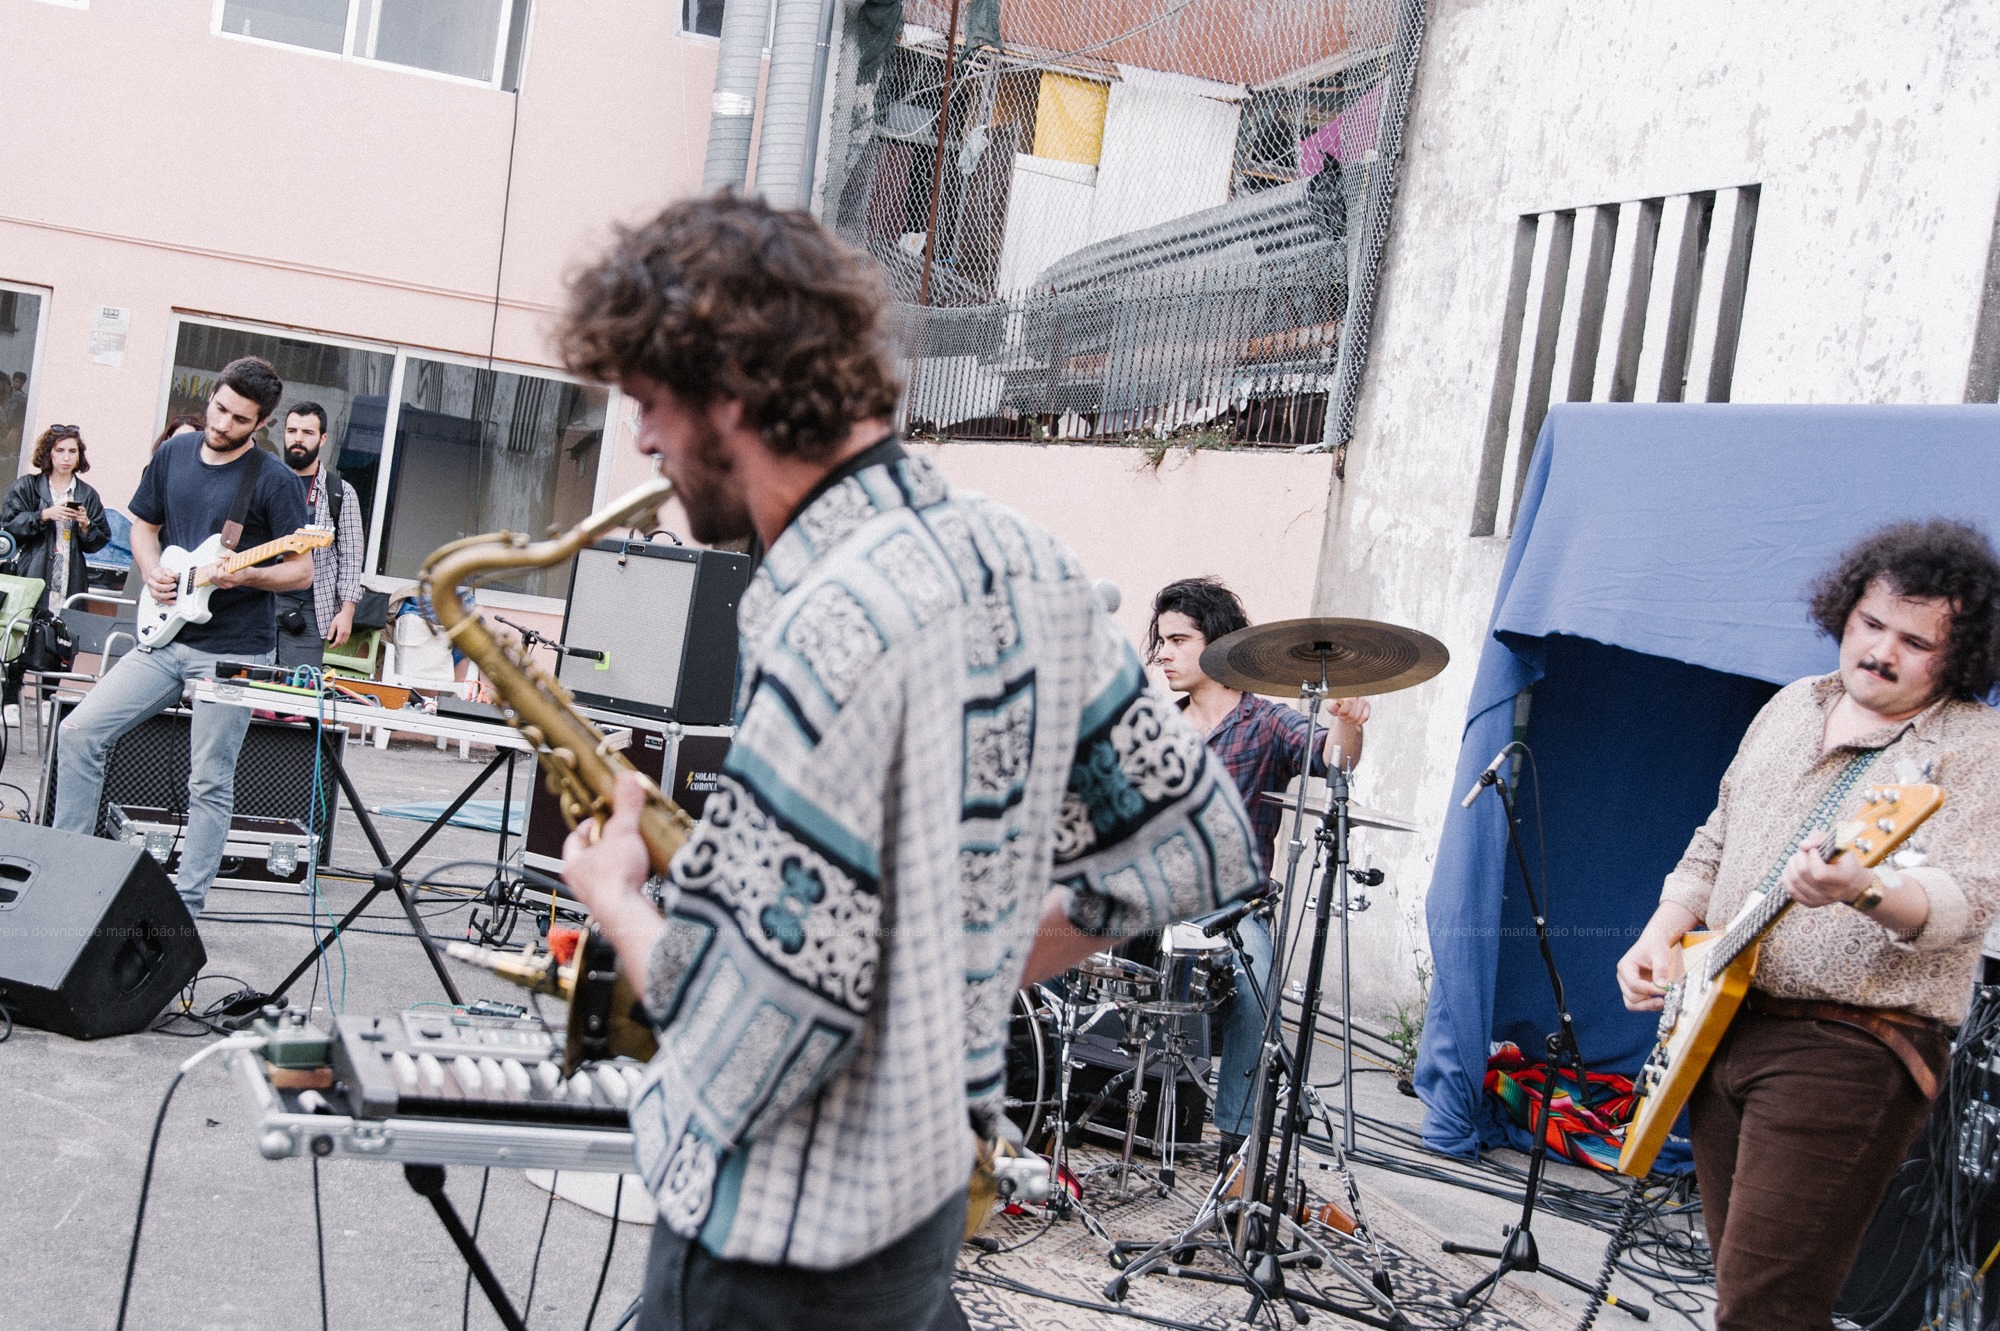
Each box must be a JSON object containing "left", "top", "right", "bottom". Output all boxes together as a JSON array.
[{"left": 557, "top": 196, "right": 1263, "bottom": 1331}]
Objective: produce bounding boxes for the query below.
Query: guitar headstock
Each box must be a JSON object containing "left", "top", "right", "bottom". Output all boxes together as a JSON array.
[{"left": 1822, "top": 783, "right": 1944, "bottom": 867}]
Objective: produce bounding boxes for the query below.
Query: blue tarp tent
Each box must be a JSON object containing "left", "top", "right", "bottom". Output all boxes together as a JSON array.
[{"left": 1414, "top": 402, "right": 2000, "bottom": 1161}]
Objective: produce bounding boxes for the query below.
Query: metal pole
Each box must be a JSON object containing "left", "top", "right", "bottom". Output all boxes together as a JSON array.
[{"left": 917, "top": 0, "right": 963, "bottom": 307}]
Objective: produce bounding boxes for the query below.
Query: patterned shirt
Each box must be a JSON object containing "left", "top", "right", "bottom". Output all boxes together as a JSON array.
[
  {"left": 629, "top": 447, "right": 1262, "bottom": 1267},
  {"left": 1195, "top": 691, "right": 1331, "bottom": 879},
  {"left": 297, "top": 466, "right": 363, "bottom": 634},
  {"left": 1660, "top": 673, "right": 2000, "bottom": 1023}
]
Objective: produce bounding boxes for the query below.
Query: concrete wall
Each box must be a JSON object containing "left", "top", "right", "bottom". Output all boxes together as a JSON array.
[
  {"left": 0, "top": 0, "right": 718, "bottom": 514},
  {"left": 1316, "top": 0, "right": 2000, "bottom": 1019}
]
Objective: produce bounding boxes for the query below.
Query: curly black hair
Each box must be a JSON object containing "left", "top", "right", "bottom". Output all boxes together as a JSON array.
[
  {"left": 1808, "top": 519, "right": 2000, "bottom": 701},
  {"left": 558, "top": 194, "right": 903, "bottom": 461},
  {"left": 1146, "top": 577, "right": 1251, "bottom": 662}
]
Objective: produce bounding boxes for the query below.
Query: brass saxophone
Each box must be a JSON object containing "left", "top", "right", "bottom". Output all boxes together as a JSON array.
[{"left": 424, "top": 471, "right": 691, "bottom": 1072}]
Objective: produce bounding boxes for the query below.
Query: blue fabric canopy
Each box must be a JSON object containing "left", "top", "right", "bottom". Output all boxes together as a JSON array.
[{"left": 1415, "top": 402, "right": 2000, "bottom": 1160}]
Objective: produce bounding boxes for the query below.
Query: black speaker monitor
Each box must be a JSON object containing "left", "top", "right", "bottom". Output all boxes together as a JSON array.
[
  {"left": 0, "top": 823, "right": 205, "bottom": 1038},
  {"left": 558, "top": 541, "right": 751, "bottom": 726}
]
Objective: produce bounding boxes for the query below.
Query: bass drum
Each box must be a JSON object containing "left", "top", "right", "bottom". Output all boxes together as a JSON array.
[{"left": 1001, "top": 986, "right": 1057, "bottom": 1147}]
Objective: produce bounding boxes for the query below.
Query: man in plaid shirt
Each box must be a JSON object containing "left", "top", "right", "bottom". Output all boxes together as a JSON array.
[
  {"left": 1147, "top": 577, "right": 1370, "bottom": 1159},
  {"left": 276, "top": 402, "right": 363, "bottom": 669}
]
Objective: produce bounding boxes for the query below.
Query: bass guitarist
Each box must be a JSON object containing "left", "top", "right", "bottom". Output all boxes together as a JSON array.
[
  {"left": 54, "top": 357, "right": 312, "bottom": 918},
  {"left": 1616, "top": 519, "right": 2000, "bottom": 1330}
]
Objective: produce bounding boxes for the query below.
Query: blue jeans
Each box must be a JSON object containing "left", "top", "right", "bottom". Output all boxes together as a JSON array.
[
  {"left": 1211, "top": 912, "right": 1275, "bottom": 1139},
  {"left": 54, "top": 642, "right": 270, "bottom": 916},
  {"left": 638, "top": 1192, "right": 968, "bottom": 1331}
]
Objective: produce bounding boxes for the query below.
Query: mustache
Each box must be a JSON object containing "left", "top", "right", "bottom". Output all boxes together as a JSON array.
[{"left": 1858, "top": 657, "right": 1899, "bottom": 682}]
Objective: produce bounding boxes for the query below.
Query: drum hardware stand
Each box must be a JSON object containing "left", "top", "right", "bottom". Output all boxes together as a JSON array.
[
  {"left": 1081, "top": 1006, "right": 1209, "bottom": 1199},
  {"left": 1109, "top": 662, "right": 1407, "bottom": 1328},
  {"left": 1443, "top": 762, "right": 1649, "bottom": 1321},
  {"left": 1033, "top": 979, "right": 1117, "bottom": 1246}
]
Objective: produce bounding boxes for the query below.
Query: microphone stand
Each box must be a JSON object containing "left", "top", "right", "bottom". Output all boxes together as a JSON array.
[{"left": 1444, "top": 767, "right": 1649, "bottom": 1321}]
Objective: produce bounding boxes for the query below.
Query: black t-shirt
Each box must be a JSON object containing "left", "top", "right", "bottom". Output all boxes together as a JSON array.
[{"left": 129, "top": 436, "right": 312, "bottom": 654}]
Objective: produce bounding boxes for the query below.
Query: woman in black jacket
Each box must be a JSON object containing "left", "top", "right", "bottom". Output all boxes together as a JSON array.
[{"left": 0, "top": 424, "right": 112, "bottom": 725}]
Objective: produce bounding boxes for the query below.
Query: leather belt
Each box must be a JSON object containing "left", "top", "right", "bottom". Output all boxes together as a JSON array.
[{"left": 1745, "top": 991, "right": 1948, "bottom": 1101}]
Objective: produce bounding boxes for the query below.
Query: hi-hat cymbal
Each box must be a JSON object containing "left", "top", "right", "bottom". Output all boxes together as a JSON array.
[
  {"left": 1257, "top": 789, "right": 1417, "bottom": 834},
  {"left": 1199, "top": 617, "right": 1448, "bottom": 698}
]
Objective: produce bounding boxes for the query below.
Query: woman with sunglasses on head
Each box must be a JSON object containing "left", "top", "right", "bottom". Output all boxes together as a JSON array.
[{"left": 0, "top": 424, "right": 111, "bottom": 726}]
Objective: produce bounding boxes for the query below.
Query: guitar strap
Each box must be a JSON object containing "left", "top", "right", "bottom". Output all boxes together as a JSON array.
[
  {"left": 1746, "top": 747, "right": 1881, "bottom": 900},
  {"left": 218, "top": 445, "right": 265, "bottom": 554}
]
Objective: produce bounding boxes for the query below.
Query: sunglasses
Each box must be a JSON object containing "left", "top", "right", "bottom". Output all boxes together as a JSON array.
[{"left": 47, "top": 425, "right": 81, "bottom": 438}]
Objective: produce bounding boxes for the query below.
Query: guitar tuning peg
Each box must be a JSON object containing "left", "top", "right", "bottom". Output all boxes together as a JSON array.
[{"left": 1876, "top": 818, "right": 1895, "bottom": 834}]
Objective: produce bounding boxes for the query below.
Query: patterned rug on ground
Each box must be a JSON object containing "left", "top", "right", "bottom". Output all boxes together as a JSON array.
[{"left": 951, "top": 1140, "right": 1561, "bottom": 1329}]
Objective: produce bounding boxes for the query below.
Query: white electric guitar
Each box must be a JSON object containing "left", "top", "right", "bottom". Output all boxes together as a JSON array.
[{"left": 135, "top": 527, "right": 335, "bottom": 648}]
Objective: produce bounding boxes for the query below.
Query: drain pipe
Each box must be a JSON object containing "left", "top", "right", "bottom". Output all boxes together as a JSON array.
[
  {"left": 753, "top": 0, "right": 841, "bottom": 209},
  {"left": 700, "top": 0, "right": 775, "bottom": 195}
]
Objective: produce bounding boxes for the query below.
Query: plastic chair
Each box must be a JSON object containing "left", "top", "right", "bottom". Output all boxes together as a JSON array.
[
  {"left": 322, "top": 625, "right": 383, "bottom": 680},
  {"left": 0, "top": 574, "right": 48, "bottom": 665},
  {"left": 21, "top": 592, "right": 138, "bottom": 758}
]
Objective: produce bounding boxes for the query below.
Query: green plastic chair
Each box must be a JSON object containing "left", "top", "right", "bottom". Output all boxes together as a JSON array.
[{"left": 0, "top": 573, "right": 47, "bottom": 663}]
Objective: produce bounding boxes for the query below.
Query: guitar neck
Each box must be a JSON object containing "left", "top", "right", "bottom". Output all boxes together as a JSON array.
[
  {"left": 1707, "top": 889, "right": 1794, "bottom": 980},
  {"left": 190, "top": 535, "right": 318, "bottom": 588}
]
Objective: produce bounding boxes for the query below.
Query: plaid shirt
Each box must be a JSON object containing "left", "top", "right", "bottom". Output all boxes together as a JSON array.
[
  {"left": 297, "top": 466, "right": 363, "bottom": 633},
  {"left": 1195, "top": 691, "right": 1331, "bottom": 879},
  {"left": 629, "top": 447, "right": 1262, "bottom": 1267}
]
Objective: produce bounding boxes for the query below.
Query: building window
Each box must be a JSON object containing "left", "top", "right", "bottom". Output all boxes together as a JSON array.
[
  {"left": 1472, "top": 184, "right": 1761, "bottom": 537},
  {"left": 162, "top": 320, "right": 607, "bottom": 607},
  {"left": 684, "top": 0, "right": 725, "bottom": 39},
  {"left": 0, "top": 284, "right": 51, "bottom": 482},
  {"left": 215, "top": 0, "right": 532, "bottom": 90},
  {"left": 375, "top": 357, "right": 607, "bottom": 602}
]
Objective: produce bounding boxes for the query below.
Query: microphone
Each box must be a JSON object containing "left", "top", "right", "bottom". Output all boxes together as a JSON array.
[
  {"left": 1201, "top": 889, "right": 1274, "bottom": 938},
  {"left": 1091, "top": 579, "right": 1121, "bottom": 614},
  {"left": 1459, "top": 745, "right": 1511, "bottom": 808}
]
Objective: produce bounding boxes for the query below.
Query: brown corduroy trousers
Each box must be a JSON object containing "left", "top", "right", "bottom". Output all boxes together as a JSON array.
[{"left": 1690, "top": 1010, "right": 1942, "bottom": 1331}]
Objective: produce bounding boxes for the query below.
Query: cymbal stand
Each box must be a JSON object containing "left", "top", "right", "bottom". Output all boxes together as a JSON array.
[{"left": 1035, "top": 977, "right": 1116, "bottom": 1245}]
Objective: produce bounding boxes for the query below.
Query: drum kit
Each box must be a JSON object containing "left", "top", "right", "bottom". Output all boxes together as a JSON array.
[{"left": 1003, "top": 614, "right": 1448, "bottom": 1329}]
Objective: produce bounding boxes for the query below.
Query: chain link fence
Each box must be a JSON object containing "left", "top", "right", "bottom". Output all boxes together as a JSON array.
[{"left": 819, "top": 0, "right": 1426, "bottom": 458}]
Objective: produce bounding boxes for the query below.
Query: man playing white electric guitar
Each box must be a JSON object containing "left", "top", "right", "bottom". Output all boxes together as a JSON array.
[
  {"left": 1616, "top": 520, "right": 2000, "bottom": 1331},
  {"left": 54, "top": 357, "right": 314, "bottom": 918}
]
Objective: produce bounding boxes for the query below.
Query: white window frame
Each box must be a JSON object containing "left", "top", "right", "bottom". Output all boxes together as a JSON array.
[
  {"left": 159, "top": 316, "right": 615, "bottom": 613},
  {"left": 210, "top": 0, "right": 525, "bottom": 92},
  {"left": 369, "top": 345, "right": 618, "bottom": 612},
  {"left": 0, "top": 280, "right": 55, "bottom": 479}
]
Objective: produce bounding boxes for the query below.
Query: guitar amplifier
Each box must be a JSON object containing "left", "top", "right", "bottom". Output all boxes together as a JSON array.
[
  {"left": 38, "top": 701, "right": 341, "bottom": 886},
  {"left": 555, "top": 539, "right": 750, "bottom": 725}
]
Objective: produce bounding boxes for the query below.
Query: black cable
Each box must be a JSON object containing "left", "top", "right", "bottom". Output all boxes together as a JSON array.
[
  {"left": 523, "top": 1173, "right": 558, "bottom": 1323},
  {"left": 583, "top": 1174, "right": 624, "bottom": 1331},
  {"left": 1572, "top": 1180, "right": 1647, "bottom": 1331},
  {"left": 114, "top": 1067, "right": 187, "bottom": 1331},
  {"left": 312, "top": 1156, "right": 331, "bottom": 1331},
  {"left": 462, "top": 1168, "right": 492, "bottom": 1331}
]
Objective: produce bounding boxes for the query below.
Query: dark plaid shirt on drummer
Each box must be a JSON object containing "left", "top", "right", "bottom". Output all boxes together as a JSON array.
[{"left": 1190, "top": 691, "right": 1331, "bottom": 879}]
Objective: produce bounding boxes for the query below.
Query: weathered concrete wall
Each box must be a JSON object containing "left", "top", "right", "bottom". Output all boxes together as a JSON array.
[{"left": 1318, "top": 0, "right": 2000, "bottom": 1020}]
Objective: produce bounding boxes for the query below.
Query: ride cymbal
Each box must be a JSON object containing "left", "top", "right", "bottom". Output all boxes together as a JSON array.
[{"left": 1198, "top": 617, "right": 1447, "bottom": 698}]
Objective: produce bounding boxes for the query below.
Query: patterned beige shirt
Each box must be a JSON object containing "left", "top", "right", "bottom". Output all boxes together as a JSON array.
[{"left": 1661, "top": 673, "right": 2000, "bottom": 1023}]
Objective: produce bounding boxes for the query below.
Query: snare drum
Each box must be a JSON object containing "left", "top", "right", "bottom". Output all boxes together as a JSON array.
[
  {"left": 1150, "top": 923, "right": 1237, "bottom": 1013},
  {"left": 1071, "top": 952, "right": 1159, "bottom": 1008}
]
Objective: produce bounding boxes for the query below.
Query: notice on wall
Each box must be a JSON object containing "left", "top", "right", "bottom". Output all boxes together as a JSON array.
[{"left": 89, "top": 306, "right": 130, "bottom": 368}]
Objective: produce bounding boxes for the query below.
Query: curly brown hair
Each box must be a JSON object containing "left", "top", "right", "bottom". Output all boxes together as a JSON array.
[
  {"left": 558, "top": 195, "right": 903, "bottom": 461},
  {"left": 1808, "top": 519, "right": 2000, "bottom": 701},
  {"left": 31, "top": 424, "right": 89, "bottom": 475}
]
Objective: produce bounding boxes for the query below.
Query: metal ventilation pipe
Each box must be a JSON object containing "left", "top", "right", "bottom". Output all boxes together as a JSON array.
[
  {"left": 700, "top": 0, "right": 775, "bottom": 196},
  {"left": 753, "top": 0, "right": 840, "bottom": 209}
]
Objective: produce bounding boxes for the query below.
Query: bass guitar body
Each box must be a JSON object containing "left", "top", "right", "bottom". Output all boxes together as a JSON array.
[{"left": 1617, "top": 927, "right": 1760, "bottom": 1177}]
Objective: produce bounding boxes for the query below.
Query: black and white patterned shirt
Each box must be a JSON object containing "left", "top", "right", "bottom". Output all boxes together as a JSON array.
[{"left": 628, "top": 446, "right": 1262, "bottom": 1267}]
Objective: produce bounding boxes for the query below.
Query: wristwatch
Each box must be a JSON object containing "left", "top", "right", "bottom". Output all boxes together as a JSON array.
[{"left": 1850, "top": 873, "right": 1888, "bottom": 913}]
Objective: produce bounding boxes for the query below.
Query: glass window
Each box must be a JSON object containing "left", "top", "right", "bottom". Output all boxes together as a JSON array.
[
  {"left": 376, "top": 358, "right": 606, "bottom": 601},
  {"left": 165, "top": 320, "right": 395, "bottom": 543},
  {"left": 217, "top": 0, "right": 530, "bottom": 89},
  {"left": 685, "top": 0, "right": 725, "bottom": 38},
  {"left": 0, "top": 286, "right": 47, "bottom": 482}
]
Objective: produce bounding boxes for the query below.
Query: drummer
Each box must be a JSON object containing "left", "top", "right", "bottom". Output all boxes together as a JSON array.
[{"left": 1146, "top": 577, "right": 1370, "bottom": 1163}]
